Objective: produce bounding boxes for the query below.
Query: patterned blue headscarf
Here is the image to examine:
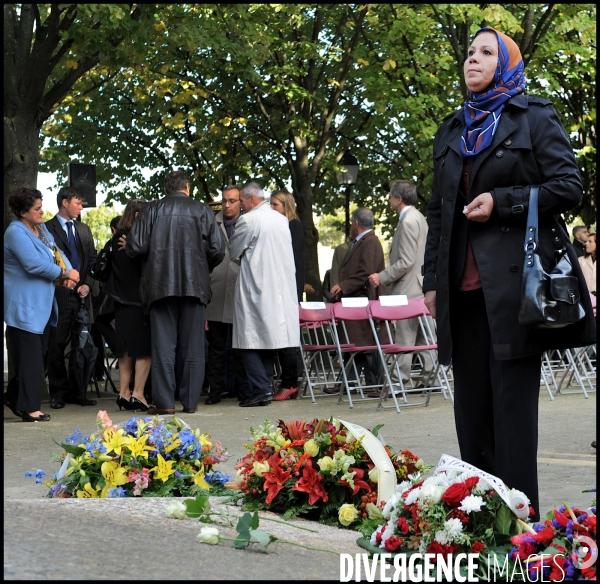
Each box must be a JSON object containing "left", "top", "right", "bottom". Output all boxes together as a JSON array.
[{"left": 461, "top": 27, "right": 526, "bottom": 157}]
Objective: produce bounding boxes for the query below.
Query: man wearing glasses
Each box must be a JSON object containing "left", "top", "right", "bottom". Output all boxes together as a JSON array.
[{"left": 204, "top": 185, "right": 250, "bottom": 405}]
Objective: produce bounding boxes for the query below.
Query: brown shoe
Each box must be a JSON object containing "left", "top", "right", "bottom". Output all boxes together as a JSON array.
[{"left": 147, "top": 407, "right": 175, "bottom": 415}]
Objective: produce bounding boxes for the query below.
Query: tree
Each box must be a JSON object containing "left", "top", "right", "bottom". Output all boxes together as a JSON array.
[
  {"left": 38, "top": 4, "right": 596, "bottom": 294},
  {"left": 3, "top": 3, "right": 162, "bottom": 230}
]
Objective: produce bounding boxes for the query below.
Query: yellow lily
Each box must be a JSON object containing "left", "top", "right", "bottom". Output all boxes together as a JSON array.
[
  {"left": 102, "top": 428, "right": 129, "bottom": 456},
  {"left": 100, "top": 460, "right": 129, "bottom": 495},
  {"left": 199, "top": 433, "right": 212, "bottom": 449},
  {"left": 164, "top": 433, "right": 182, "bottom": 454},
  {"left": 150, "top": 453, "right": 176, "bottom": 482},
  {"left": 123, "top": 434, "right": 154, "bottom": 459},
  {"left": 192, "top": 464, "right": 210, "bottom": 490},
  {"left": 76, "top": 482, "right": 100, "bottom": 498}
]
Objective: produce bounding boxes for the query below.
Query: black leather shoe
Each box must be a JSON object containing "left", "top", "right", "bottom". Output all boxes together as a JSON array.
[
  {"left": 64, "top": 397, "right": 97, "bottom": 406},
  {"left": 50, "top": 397, "right": 66, "bottom": 409},
  {"left": 239, "top": 394, "right": 272, "bottom": 407},
  {"left": 182, "top": 406, "right": 197, "bottom": 413},
  {"left": 205, "top": 396, "right": 221, "bottom": 405},
  {"left": 130, "top": 397, "right": 149, "bottom": 412},
  {"left": 116, "top": 395, "right": 134, "bottom": 411},
  {"left": 147, "top": 407, "right": 175, "bottom": 415},
  {"left": 592, "top": 441, "right": 597, "bottom": 449},
  {"left": 21, "top": 412, "right": 51, "bottom": 422}
]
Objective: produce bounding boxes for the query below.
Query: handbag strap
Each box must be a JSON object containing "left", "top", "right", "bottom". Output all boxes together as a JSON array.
[{"left": 524, "top": 186, "right": 539, "bottom": 267}]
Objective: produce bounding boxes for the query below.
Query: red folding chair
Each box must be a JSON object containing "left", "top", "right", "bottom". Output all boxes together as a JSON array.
[
  {"left": 368, "top": 298, "right": 452, "bottom": 411},
  {"left": 298, "top": 303, "right": 350, "bottom": 402},
  {"left": 330, "top": 301, "right": 390, "bottom": 409}
]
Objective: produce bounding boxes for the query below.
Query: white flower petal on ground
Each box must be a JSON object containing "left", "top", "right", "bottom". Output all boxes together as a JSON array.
[
  {"left": 197, "top": 526, "right": 220, "bottom": 545},
  {"left": 458, "top": 494, "right": 485, "bottom": 514},
  {"left": 165, "top": 500, "right": 188, "bottom": 520}
]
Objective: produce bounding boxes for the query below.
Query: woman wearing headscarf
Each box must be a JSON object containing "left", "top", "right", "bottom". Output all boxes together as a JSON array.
[{"left": 423, "top": 27, "right": 595, "bottom": 520}]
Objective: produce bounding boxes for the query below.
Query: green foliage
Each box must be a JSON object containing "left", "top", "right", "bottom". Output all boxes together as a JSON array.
[{"left": 80, "top": 204, "right": 122, "bottom": 249}]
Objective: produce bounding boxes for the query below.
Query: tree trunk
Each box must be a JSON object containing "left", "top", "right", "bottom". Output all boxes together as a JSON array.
[
  {"left": 4, "top": 111, "right": 40, "bottom": 230},
  {"left": 295, "top": 176, "right": 322, "bottom": 301}
]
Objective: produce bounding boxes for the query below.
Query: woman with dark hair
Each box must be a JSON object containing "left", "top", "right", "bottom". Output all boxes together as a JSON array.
[
  {"left": 4, "top": 187, "right": 79, "bottom": 422},
  {"left": 423, "top": 27, "right": 595, "bottom": 521},
  {"left": 104, "top": 199, "right": 151, "bottom": 411}
]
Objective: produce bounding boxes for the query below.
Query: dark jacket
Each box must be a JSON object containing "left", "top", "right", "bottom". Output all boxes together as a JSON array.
[
  {"left": 104, "top": 229, "right": 144, "bottom": 306},
  {"left": 423, "top": 94, "right": 595, "bottom": 364},
  {"left": 126, "top": 192, "right": 225, "bottom": 307},
  {"left": 45, "top": 215, "right": 97, "bottom": 310}
]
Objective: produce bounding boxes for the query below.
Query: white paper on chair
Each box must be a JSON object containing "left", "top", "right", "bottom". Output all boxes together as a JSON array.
[
  {"left": 300, "top": 301, "right": 327, "bottom": 309},
  {"left": 341, "top": 297, "right": 369, "bottom": 307},
  {"left": 380, "top": 295, "right": 408, "bottom": 306}
]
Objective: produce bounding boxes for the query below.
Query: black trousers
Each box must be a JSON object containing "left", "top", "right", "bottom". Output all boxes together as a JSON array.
[
  {"left": 240, "top": 349, "right": 276, "bottom": 397},
  {"left": 206, "top": 320, "right": 249, "bottom": 399},
  {"left": 149, "top": 297, "right": 205, "bottom": 410},
  {"left": 46, "top": 293, "right": 91, "bottom": 399},
  {"left": 450, "top": 288, "right": 542, "bottom": 521},
  {"left": 6, "top": 324, "right": 50, "bottom": 412},
  {"left": 275, "top": 346, "right": 302, "bottom": 389}
]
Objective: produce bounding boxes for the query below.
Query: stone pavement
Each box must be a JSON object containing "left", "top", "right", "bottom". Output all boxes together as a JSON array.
[{"left": 4, "top": 385, "right": 596, "bottom": 580}]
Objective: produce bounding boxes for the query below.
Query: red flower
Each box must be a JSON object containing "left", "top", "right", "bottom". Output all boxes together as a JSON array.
[
  {"left": 397, "top": 517, "right": 410, "bottom": 535},
  {"left": 471, "top": 541, "right": 486, "bottom": 554},
  {"left": 464, "top": 476, "right": 479, "bottom": 490},
  {"left": 292, "top": 459, "right": 328, "bottom": 505},
  {"left": 549, "top": 555, "right": 566, "bottom": 581},
  {"left": 553, "top": 508, "right": 569, "bottom": 528},
  {"left": 513, "top": 541, "right": 538, "bottom": 560},
  {"left": 384, "top": 535, "right": 404, "bottom": 552},
  {"left": 427, "top": 542, "right": 460, "bottom": 563},
  {"left": 262, "top": 461, "right": 292, "bottom": 504},
  {"left": 375, "top": 528, "right": 384, "bottom": 544},
  {"left": 532, "top": 527, "right": 555, "bottom": 544},
  {"left": 338, "top": 467, "right": 371, "bottom": 495},
  {"left": 441, "top": 482, "right": 470, "bottom": 507}
]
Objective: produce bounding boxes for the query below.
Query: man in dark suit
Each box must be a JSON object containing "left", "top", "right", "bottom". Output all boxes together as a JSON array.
[
  {"left": 327, "top": 207, "right": 386, "bottom": 392},
  {"left": 45, "top": 187, "right": 98, "bottom": 408}
]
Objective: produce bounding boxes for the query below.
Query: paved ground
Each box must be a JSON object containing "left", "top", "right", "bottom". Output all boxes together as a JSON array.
[{"left": 4, "top": 381, "right": 596, "bottom": 580}]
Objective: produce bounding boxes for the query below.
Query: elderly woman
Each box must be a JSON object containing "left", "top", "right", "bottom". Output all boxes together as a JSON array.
[
  {"left": 578, "top": 232, "right": 596, "bottom": 294},
  {"left": 4, "top": 188, "right": 79, "bottom": 422},
  {"left": 423, "top": 27, "right": 595, "bottom": 520}
]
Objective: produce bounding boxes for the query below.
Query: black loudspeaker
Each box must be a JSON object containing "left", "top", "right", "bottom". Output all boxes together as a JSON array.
[{"left": 68, "top": 163, "right": 97, "bottom": 208}]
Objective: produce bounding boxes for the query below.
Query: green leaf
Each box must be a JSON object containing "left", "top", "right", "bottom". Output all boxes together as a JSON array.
[
  {"left": 184, "top": 495, "right": 211, "bottom": 518},
  {"left": 371, "top": 424, "right": 384, "bottom": 437},
  {"left": 249, "top": 529, "right": 273, "bottom": 547},
  {"left": 250, "top": 511, "right": 260, "bottom": 530},
  {"left": 234, "top": 512, "right": 253, "bottom": 548},
  {"left": 494, "top": 505, "right": 513, "bottom": 535},
  {"left": 55, "top": 440, "right": 86, "bottom": 456}
]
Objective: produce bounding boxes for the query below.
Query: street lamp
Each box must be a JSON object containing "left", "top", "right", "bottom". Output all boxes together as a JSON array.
[{"left": 335, "top": 151, "right": 359, "bottom": 239}]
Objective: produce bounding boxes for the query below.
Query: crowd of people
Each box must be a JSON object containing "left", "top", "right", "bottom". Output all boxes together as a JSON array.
[{"left": 4, "top": 27, "right": 596, "bottom": 522}]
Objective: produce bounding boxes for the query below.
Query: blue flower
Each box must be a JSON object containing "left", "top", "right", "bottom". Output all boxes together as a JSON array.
[
  {"left": 206, "top": 470, "right": 231, "bottom": 486},
  {"left": 64, "top": 428, "right": 85, "bottom": 445},
  {"left": 122, "top": 418, "right": 140, "bottom": 435},
  {"left": 174, "top": 471, "right": 183, "bottom": 478},
  {"left": 108, "top": 486, "right": 127, "bottom": 498},
  {"left": 25, "top": 469, "right": 46, "bottom": 484}
]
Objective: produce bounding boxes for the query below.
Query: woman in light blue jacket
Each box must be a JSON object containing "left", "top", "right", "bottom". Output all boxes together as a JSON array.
[{"left": 4, "top": 188, "right": 79, "bottom": 422}]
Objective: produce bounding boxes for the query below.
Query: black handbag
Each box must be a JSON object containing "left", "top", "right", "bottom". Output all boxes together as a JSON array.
[
  {"left": 90, "top": 238, "right": 113, "bottom": 283},
  {"left": 518, "top": 186, "right": 585, "bottom": 329}
]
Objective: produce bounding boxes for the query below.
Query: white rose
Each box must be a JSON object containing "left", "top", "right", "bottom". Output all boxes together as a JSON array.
[
  {"left": 197, "top": 526, "right": 220, "bottom": 545},
  {"left": 166, "top": 500, "right": 188, "bottom": 520},
  {"left": 418, "top": 483, "right": 444, "bottom": 504}
]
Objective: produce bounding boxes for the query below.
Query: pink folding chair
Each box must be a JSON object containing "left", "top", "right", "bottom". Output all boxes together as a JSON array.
[
  {"left": 298, "top": 303, "right": 350, "bottom": 402},
  {"left": 368, "top": 298, "right": 452, "bottom": 411},
  {"left": 330, "top": 301, "right": 390, "bottom": 409}
]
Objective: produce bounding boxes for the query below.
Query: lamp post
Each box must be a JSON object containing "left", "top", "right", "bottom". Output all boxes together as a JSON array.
[{"left": 335, "top": 152, "right": 359, "bottom": 239}]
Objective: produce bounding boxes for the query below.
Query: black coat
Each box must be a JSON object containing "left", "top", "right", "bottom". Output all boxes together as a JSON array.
[
  {"left": 423, "top": 94, "right": 595, "bottom": 364},
  {"left": 126, "top": 192, "right": 225, "bottom": 307}
]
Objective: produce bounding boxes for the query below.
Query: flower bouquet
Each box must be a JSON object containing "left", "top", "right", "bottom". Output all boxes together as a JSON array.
[
  {"left": 361, "top": 457, "right": 535, "bottom": 578},
  {"left": 508, "top": 499, "right": 597, "bottom": 581},
  {"left": 225, "top": 418, "right": 430, "bottom": 534},
  {"left": 32, "top": 411, "right": 229, "bottom": 498}
]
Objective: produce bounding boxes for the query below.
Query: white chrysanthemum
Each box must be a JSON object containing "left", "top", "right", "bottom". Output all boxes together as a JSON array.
[
  {"left": 458, "top": 494, "right": 485, "bottom": 514},
  {"left": 434, "top": 530, "right": 449, "bottom": 544},
  {"left": 381, "top": 519, "right": 396, "bottom": 543},
  {"left": 473, "top": 478, "right": 492, "bottom": 494},
  {"left": 444, "top": 518, "right": 465, "bottom": 542},
  {"left": 382, "top": 493, "right": 399, "bottom": 517},
  {"left": 403, "top": 487, "right": 421, "bottom": 506},
  {"left": 418, "top": 483, "right": 445, "bottom": 504},
  {"left": 396, "top": 480, "right": 412, "bottom": 495}
]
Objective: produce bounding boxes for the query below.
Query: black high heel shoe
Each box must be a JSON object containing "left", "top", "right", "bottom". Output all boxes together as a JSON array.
[
  {"left": 129, "top": 397, "right": 149, "bottom": 412},
  {"left": 116, "top": 395, "right": 134, "bottom": 411},
  {"left": 21, "top": 412, "right": 51, "bottom": 422},
  {"left": 4, "top": 400, "right": 22, "bottom": 417}
]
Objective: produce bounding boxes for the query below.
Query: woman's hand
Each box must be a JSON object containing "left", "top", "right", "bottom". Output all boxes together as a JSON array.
[
  {"left": 464, "top": 192, "right": 494, "bottom": 222},
  {"left": 424, "top": 290, "right": 437, "bottom": 319}
]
